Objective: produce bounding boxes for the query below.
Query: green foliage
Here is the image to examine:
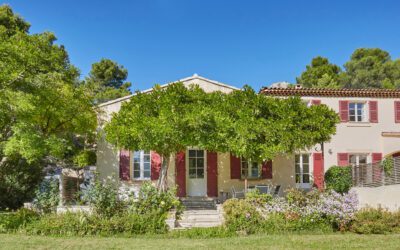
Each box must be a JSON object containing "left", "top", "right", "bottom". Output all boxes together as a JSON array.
[
  {"left": 286, "top": 188, "right": 309, "bottom": 207},
  {"left": 297, "top": 48, "right": 400, "bottom": 89},
  {"left": 33, "top": 178, "right": 60, "bottom": 214},
  {"left": 81, "top": 176, "right": 124, "bottom": 218},
  {"left": 296, "top": 56, "right": 342, "bottom": 88},
  {"left": 0, "top": 208, "right": 39, "bottom": 232},
  {"left": 168, "top": 226, "right": 234, "bottom": 238},
  {"left": 106, "top": 82, "right": 339, "bottom": 190},
  {"left": 325, "top": 166, "right": 352, "bottom": 193},
  {"left": 0, "top": 155, "right": 44, "bottom": 210},
  {"left": 223, "top": 199, "right": 263, "bottom": 234},
  {"left": 85, "top": 58, "right": 132, "bottom": 104},
  {"left": 351, "top": 208, "right": 400, "bottom": 234},
  {"left": 382, "top": 157, "right": 393, "bottom": 176},
  {"left": 24, "top": 212, "right": 168, "bottom": 236},
  {"left": 130, "top": 182, "right": 183, "bottom": 218},
  {"left": 0, "top": 4, "right": 97, "bottom": 176},
  {"left": 72, "top": 150, "right": 96, "bottom": 168},
  {"left": 245, "top": 189, "right": 272, "bottom": 205}
]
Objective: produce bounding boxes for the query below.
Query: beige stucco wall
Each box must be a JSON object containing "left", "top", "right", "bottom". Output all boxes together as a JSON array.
[
  {"left": 351, "top": 185, "right": 400, "bottom": 211},
  {"left": 300, "top": 96, "right": 400, "bottom": 170}
]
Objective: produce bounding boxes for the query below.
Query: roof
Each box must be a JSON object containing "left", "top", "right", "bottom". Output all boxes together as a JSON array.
[
  {"left": 98, "top": 74, "right": 240, "bottom": 107},
  {"left": 260, "top": 87, "right": 400, "bottom": 98}
]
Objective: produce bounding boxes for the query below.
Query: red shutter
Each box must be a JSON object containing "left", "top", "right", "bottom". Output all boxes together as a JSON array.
[
  {"left": 261, "top": 160, "right": 273, "bottom": 179},
  {"left": 372, "top": 153, "right": 383, "bottom": 182},
  {"left": 313, "top": 153, "right": 324, "bottom": 190},
  {"left": 150, "top": 151, "right": 161, "bottom": 180},
  {"left": 337, "top": 153, "right": 349, "bottom": 166},
  {"left": 339, "top": 100, "right": 349, "bottom": 122},
  {"left": 207, "top": 151, "right": 218, "bottom": 197},
  {"left": 372, "top": 153, "right": 382, "bottom": 163},
  {"left": 311, "top": 100, "right": 321, "bottom": 105},
  {"left": 369, "top": 101, "right": 378, "bottom": 123},
  {"left": 175, "top": 151, "right": 186, "bottom": 197},
  {"left": 119, "top": 149, "right": 130, "bottom": 181},
  {"left": 230, "top": 154, "right": 241, "bottom": 179},
  {"left": 395, "top": 101, "right": 400, "bottom": 123}
]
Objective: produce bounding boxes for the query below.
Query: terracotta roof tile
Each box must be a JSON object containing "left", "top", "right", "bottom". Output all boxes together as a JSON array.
[{"left": 259, "top": 87, "right": 400, "bottom": 98}]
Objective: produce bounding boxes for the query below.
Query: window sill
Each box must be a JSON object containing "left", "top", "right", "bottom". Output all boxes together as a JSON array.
[
  {"left": 346, "top": 122, "right": 371, "bottom": 127},
  {"left": 240, "top": 177, "right": 262, "bottom": 181}
]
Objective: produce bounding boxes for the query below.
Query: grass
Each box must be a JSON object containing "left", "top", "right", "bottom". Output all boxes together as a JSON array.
[{"left": 1, "top": 233, "right": 400, "bottom": 249}]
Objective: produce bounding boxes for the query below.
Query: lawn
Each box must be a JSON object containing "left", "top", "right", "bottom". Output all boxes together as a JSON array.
[{"left": 1, "top": 233, "right": 400, "bottom": 250}]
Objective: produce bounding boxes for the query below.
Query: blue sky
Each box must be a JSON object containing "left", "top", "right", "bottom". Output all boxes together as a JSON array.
[{"left": 5, "top": 0, "right": 400, "bottom": 91}]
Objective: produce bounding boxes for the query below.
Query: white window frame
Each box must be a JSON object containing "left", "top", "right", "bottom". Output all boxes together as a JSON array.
[
  {"left": 295, "top": 154, "right": 311, "bottom": 188},
  {"left": 349, "top": 102, "right": 367, "bottom": 122},
  {"left": 188, "top": 149, "right": 205, "bottom": 179},
  {"left": 132, "top": 150, "right": 151, "bottom": 180},
  {"left": 241, "top": 158, "right": 261, "bottom": 179},
  {"left": 349, "top": 153, "right": 368, "bottom": 166}
]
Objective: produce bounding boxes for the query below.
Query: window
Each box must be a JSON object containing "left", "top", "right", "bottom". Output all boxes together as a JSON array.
[
  {"left": 241, "top": 159, "right": 260, "bottom": 179},
  {"left": 349, "top": 154, "right": 368, "bottom": 166},
  {"left": 188, "top": 149, "right": 205, "bottom": 179},
  {"left": 349, "top": 102, "right": 366, "bottom": 122},
  {"left": 132, "top": 151, "right": 151, "bottom": 180},
  {"left": 295, "top": 154, "right": 310, "bottom": 184}
]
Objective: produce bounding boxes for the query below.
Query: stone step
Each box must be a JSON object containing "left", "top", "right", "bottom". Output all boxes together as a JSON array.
[{"left": 178, "top": 221, "right": 222, "bottom": 228}]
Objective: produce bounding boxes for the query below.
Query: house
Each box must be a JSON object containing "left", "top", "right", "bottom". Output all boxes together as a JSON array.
[{"left": 96, "top": 74, "right": 400, "bottom": 199}]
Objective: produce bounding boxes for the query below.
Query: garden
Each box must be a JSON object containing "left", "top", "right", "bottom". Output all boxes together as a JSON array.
[{"left": 1, "top": 166, "right": 400, "bottom": 239}]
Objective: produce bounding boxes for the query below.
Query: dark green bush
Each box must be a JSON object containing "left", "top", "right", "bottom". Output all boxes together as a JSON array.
[
  {"left": 325, "top": 166, "right": 352, "bottom": 193},
  {"left": 351, "top": 208, "right": 400, "bottom": 234},
  {"left": 0, "top": 208, "right": 39, "bottom": 232},
  {"left": 0, "top": 155, "right": 44, "bottom": 210},
  {"left": 262, "top": 213, "right": 332, "bottom": 233}
]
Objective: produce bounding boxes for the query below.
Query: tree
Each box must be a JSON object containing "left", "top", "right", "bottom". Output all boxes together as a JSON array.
[
  {"left": 85, "top": 59, "right": 132, "bottom": 104},
  {"left": 343, "top": 48, "right": 400, "bottom": 89},
  {"left": 105, "top": 83, "right": 339, "bottom": 192},
  {"left": 0, "top": 5, "right": 97, "bottom": 208},
  {"left": 296, "top": 56, "right": 342, "bottom": 88}
]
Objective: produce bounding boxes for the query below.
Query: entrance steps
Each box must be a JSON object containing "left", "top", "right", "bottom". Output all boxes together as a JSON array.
[
  {"left": 175, "top": 198, "right": 224, "bottom": 228},
  {"left": 181, "top": 197, "right": 217, "bottom": 210}
]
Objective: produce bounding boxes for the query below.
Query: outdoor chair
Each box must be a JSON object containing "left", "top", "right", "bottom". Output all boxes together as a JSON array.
[
  {"left": 231, "top": 186, "right": 245, "bottom": 199},
  {"left": 272, "top": 185, "right": 281, "bottom": 197},
  {"left": 255, "top": 185, "right": 269, "bottom": 194}
]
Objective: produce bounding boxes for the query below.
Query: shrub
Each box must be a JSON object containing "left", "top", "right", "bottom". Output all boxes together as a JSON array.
[
  {"left": 350, "top": 208, "right": 400, "bottom": 234},
  {"left": 325, "top": 166, "right": 352, "bottom": 193},
  {"left": 81, "top": 175, "right": 125, "bottom": 218},
  {"left": 129, "top": 181, "right": 183, "bottom": 218},
  {"left": 0, "top": 156, "right": 44, "bottom": 210},
  {"left": 223, "top": 199, "right": 263, "bottom": 234},
  {"left": 245, "top": 189, "right": 272, "bottom": 205},
  {"left": 33, "top": 178, "right": 60, "bottom": 213},
  {"left": 24, "top": 211, "right": 168, "bottom": 236},
  {"left": 0, "top": 208, "right": 39, "bottom": 232}
]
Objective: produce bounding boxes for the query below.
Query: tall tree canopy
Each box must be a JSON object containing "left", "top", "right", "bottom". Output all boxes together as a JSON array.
[
  {"left": 297, "top": 48, "right": 400, "bottom": 89},
  {"left": 0, "top": 5, "right": 97, "bottom": 208},
  {"left": 105, "top": 83, "right": 339, "bottom": 191},
  {"left": 85, "top": 58, "right": 132, "bottom": 104},
  {"left": 296, "top": 56, "right": 342, "bottom": 88},
  {"left": 343, "top": 48, "right": 400, "bottom": 89}
]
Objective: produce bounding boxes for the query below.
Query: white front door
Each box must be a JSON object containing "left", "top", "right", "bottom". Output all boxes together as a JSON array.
[{"left": 187, "top": 149, "right": 207, "bottom": 196}]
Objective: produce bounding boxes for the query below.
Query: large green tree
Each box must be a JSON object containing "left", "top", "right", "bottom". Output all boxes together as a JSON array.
[
  {"left": 85, "top": 58, "right": 132, "bottom": 104},
  {"left": 296, "top": 56, "right": 342, "bottom": 88},
  {"left": 343, "top": 48, "right": 400, "bottom": 89},
  {"left": 105, "top": 83, "right": 339, "bottom": 191},
  {"left": 0, "top": 5, "right": 97, "bottom": 208}
]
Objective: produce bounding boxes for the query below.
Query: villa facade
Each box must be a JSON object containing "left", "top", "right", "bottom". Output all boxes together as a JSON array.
[{"left": 96, "top": 75, "right": 400, "bottom": 199}]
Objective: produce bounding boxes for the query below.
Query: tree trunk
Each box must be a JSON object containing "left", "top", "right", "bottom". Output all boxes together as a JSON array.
[{"left": 157, "top": 154, "right": 171, "bottom": 192}]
